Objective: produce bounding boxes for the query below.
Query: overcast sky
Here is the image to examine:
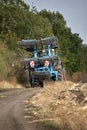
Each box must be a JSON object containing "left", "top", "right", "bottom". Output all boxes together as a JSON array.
[{"left": 24, "top": 0, "right": 87, "bottom": 44}]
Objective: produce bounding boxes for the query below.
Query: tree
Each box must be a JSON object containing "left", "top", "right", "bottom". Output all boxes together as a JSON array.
[
  {"left": 0, "top": 1, "right": 86, "bottom": 77},
  {"left": 39, "top": 9, "right": 85, "bottom": 75},
  {"left": 81, "top": 44, "right": 87, "bottom": 72}
]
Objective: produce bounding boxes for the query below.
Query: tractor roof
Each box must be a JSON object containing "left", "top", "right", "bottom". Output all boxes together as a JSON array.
[{"left": 19, "top": 36, "right": 58, "bottom": 50}]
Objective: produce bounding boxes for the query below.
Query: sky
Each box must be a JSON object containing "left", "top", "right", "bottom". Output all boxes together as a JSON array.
[{"left": 24, "top": 0, "right": 87, "bottom": 44}]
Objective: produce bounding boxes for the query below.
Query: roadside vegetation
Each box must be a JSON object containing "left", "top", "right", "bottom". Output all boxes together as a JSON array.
[
  {"left": 26, "top": 81, "right": 87, "bottom": 130},
  {"left": 0, "top": 0, "right": 87, "bottom": 83}
]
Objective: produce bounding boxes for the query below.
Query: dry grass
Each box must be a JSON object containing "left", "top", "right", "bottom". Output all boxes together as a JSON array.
[
  {"left": 0, "top": 79, "right": 22, "bottom": 89},
  {"left": 27, "top": 81, "right": 87, "bottom": 130}
]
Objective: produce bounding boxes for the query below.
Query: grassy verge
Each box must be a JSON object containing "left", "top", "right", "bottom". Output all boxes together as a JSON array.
[{"left": 26, "top": 81, "right": 87, "bottom": 130}]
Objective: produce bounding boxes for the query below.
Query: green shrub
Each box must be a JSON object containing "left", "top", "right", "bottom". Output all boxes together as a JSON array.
[{"left": 0, "top": 42, "right": 18, "bottom": 81}]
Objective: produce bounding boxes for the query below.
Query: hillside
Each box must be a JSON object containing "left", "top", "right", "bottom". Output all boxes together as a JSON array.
[{"left": 0, "top": 0, "right": 87, "bottom": 83}]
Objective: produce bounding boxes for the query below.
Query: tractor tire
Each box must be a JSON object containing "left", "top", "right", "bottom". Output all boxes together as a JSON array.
[
  {"left": 52, "top": 76, "right": 56, "bottom": 81},
  {"left": 39, "top": 80, "right": 44, "bottom": 87},
  {"left": 58, "top": 68, "right": 63, "bottom": 81}
]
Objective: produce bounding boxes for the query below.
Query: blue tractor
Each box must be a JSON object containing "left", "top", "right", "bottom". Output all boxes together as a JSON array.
[{"left": 19, "top": 36, "right": 64, "bottom": 87}]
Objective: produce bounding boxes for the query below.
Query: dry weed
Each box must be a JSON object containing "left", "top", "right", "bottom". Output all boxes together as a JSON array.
[{"left": 28, "top": 81, "right": 87, "bottom": 130}]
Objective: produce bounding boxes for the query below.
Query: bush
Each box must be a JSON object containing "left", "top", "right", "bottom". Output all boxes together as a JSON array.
[
  {"left": 0, "top": 42, "right": 19, "bottom": 81},
  {"left": 71, "top": 72, "right": 87, "bottom": 83}
]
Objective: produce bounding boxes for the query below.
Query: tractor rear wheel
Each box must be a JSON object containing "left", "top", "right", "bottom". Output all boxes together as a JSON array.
[
  {"left": 58, "top": 68, "right": 63, "bottom": 81},
  {"left": 39, "top": 80, "right": 44, "bottom": 87}
]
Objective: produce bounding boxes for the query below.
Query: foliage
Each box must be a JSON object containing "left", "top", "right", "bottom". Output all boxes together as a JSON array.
[
  {"left": 39, "top": 10, "right": 86, "bottom": 75},
  {"left": 81, "top": 44, "right": 87, "bottom": 72},
  {"left": 0, "top": 42, "right": 19, "bottom": 80},
  {"left": 0, "top": 0, "right": 87, "bottom": 81},
  {"left": 0, "top": 2, "right": 52, "bottom": 40}
]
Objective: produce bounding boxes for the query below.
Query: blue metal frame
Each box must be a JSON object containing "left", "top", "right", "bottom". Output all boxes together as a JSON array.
[{"left": 20, "top": 36, "right": 62, "bottom": 86}]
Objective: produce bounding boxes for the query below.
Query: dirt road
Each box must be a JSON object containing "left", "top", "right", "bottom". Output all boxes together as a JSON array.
[{"left": 0, "top": 88, "right": 56, "bottom": 130}]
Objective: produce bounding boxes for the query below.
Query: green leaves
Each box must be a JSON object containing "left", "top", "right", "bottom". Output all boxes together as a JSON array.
[
  {"left": 0, "top": 0, "right": 87, "bottom": 79},
  {"left": 0, "top": 44, "right": 15, "bottom": 80},
  {"left": 39, "top": 10, "right": 86, "bottom": 75}
]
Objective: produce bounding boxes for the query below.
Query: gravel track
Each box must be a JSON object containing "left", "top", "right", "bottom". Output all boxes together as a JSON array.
[{"left": 0, "top": 88, "right": 57, "bottom": 130}]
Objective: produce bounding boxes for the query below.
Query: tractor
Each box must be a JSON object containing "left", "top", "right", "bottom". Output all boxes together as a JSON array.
[{"left": 19, "top": 36, "right": 64, "bottom": 87}]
